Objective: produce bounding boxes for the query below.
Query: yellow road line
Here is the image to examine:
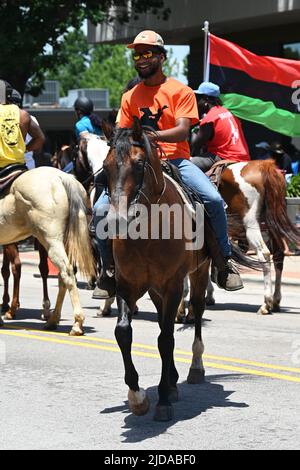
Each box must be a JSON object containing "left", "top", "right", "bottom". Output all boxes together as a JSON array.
[
  {"left": 1, "top": 328, "right": 300, "bottom": 384},
  {"left": 3, "top": 325, "right": 300, "bottom": 375}
]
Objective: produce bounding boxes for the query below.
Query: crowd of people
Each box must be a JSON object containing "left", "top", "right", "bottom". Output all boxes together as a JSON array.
[{"left": 0, "top": 29, "right": 299, "bottom": 297}]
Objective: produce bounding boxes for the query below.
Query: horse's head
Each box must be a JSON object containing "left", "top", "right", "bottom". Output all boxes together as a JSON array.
[{"left": 102, "top": 117, "right": 165, "bottom": 224}]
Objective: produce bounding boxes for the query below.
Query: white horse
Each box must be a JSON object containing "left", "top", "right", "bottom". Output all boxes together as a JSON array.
[{"left": 0, "top": 166, "right": 95, "bottom": 335}]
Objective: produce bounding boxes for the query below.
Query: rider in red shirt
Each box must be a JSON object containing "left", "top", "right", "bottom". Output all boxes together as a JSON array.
[{"left": 191, "top": 82, "right": 250, "bottom": 172}]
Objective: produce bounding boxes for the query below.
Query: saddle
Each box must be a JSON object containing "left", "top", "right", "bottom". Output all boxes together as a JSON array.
[
  {"left": 206, "top": 160, "right": 237, "bottom": 188},
  {"left": 161, "top": 160, "right": 203, "bottom": 210},
  {"left": 0, "top": 163, "right": 28, "bottom": 195},
  {"left": 160, "top": 160, "right": 227, "bottom": 264}
]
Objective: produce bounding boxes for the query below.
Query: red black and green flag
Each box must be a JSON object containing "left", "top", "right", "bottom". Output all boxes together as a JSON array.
[{"left": 209, "top": 34, "right": 300, "bottom": 137}]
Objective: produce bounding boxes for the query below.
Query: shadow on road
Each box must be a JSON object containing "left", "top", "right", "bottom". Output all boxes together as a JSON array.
[
  {"left": 1, "top": 307, "right": 97, "bottom": 334},
  {"left": 206, "top": 303, "right": 299, "bottom": 314},
  {"left": 100, "top": 374, "right": 249, "bottom": 443}
]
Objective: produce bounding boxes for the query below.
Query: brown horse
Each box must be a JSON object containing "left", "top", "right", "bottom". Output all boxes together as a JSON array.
[
  {"left": 204, "top": 159, "right": 300, "bottom": 314},
  {"left": 102, "top": 120, "right": 260, "bottom": 420},
  {"left": 101, "top": 118, "right": 219, "bottom": 421},
  {"left": 1, "top": 240, "right": 50, "bottom": 320}
]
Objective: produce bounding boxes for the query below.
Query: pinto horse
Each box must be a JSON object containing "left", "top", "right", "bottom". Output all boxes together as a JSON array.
[
  {"left": 205, "top": 159, "right": 300, "bottom": 314},
  {"left": 0, "top": 167, "right": 95, "bottom": 335}
]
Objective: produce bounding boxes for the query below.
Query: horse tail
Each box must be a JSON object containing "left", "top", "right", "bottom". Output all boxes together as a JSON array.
[
  {"left": 61, "top": 175, "right": 96, "bottom": 278},
  {"left": 262, "top": 161, "right": 300, "bottom": 248},
  {"left": 231, "top": 243, "right": 262, "bottom": 271}
]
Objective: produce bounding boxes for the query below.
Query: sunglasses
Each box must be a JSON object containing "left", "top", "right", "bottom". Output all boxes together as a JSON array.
[{"left": 132, "top": 50, "right": 160, "bottom": 61}]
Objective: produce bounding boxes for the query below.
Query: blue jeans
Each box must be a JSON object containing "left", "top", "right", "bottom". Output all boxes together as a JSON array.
[
  {"left": 94, "top": 191, "right": 111, "bottom": 272},
  {"left": 93, "top": 158, "right": 232, "bottom": 271},
  {"left": 171, "top": 158, "right": 231, "bottom": 257}
]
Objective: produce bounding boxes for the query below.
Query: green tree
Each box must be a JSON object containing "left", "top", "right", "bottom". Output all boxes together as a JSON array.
[
  {"left": 163, "top": 48, "right": 180, "bottom": 78},
  {"left": 183, "top": 55, "right": 188, "bottom": 80},
  {"left": 82, "top": 45, "right": 134, "bottom": 108},
  {"left": 284, "top": 46, "right": 300, "bottom": 61},
  {"left": 46, "top": 29, "right": 89, "bottom": 96},
  {"left": 0, "top": 0, "right": 170, "bottom": 94}
]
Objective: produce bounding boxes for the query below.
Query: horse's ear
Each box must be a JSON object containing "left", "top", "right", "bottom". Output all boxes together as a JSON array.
[
  {"left": 101, "top": 119, "right": 114, "bottom": 141},
  {"left": 132, "top": 116, "right": 143, "bottom": 142}
]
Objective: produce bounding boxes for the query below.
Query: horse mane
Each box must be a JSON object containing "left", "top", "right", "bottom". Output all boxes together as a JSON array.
[{"left": 113, "top": 126, "right": 159, "bottom": 165}]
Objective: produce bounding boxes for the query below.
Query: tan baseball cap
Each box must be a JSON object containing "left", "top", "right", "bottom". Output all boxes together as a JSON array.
[{"left": 127, "top": 30, "right": 164, "bottom": 49}]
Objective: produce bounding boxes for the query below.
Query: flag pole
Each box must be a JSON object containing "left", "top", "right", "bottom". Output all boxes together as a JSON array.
[{"left": 202, "top": 21, "right": 210, "bottom": 81}]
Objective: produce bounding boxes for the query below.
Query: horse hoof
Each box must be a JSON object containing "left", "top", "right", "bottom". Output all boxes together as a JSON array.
[
  {"left": 130, "top": 398, "right": 150, "bottom": 416},
  {"left": 69, "top": 327, "right": 84, "bottom": 336},
  {"left": 168, "top": 387, "right": 179, "bottom": 403},
  {"left": 257, "top": 307, "right": 272, "bottom": 315},
  {"left": 185, "top": 314, "right": 195, "bottom": 324},
  {"left": 133, "top": 305, "right": 139, "bottom": 315},
  {"left": 205, "top": 298, "right": 215, "bottom": 306},
  {"left": 41, "top": 312, "right": 51, "bottom": 322},
  {"left": 44, "top": 322, "right": 58, "bottom": 331},
  {"left": 98, "top": 308, "right": 111, "bottom": 317},
  {"left": 0, "top": 317, "right": 4, "bottom": 327},
  {"left": 153, "top": 404, "right": 174, "bottom": 422},
  {"left": 128, "top": 389, "right": 150, "bottom": 416},
  {"left": 4, "top": 311, "right": 15, "bottom": 320},
  {"left": 187, "top": 368, "right": 205, "bottom": 384},
  {"left": 175, "top": 315, "right": 185, "bottom": 324}
]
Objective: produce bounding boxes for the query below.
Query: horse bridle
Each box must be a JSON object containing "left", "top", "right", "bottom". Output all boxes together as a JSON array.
[{"left": 107, "top": 133, "right": 166, "bottom": 206}]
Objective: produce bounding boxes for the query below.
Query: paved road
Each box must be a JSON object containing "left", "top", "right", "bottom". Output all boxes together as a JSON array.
[{"left": 0, "top": 262, "right": 299, "bottom": 450}]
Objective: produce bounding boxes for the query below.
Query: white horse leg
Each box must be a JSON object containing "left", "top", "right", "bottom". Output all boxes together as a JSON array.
[
  {"left": 246, "top": 226, "right": 272, "bottom": 315},
  {"left": 206, "top": 276, "right": 215, "bottom": 306},
  {"left": 97, "top": 297, "right": 114, "bottom": 317},
  {"left": 44, "top": 240, "right": 85, "bottom": 336},
  {"left": 187, "top": 337, "right": 205, "bottom": 383}
]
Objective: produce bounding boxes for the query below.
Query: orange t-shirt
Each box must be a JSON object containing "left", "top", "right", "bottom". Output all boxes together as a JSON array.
[{"left": 119, "top": 77, "right": 199, "bottom": 160}]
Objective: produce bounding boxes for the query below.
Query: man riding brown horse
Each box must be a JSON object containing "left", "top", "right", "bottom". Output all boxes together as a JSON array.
[{"left": 93, "top": 30, "right": 243, "bottom": 300}]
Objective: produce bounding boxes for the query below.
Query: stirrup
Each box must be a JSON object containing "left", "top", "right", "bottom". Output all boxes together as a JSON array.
[
  {"left": 211, "top": 261, "right": 244, "bottom": 292},
  {"left": 92, "top": 274, "right": 116, "bottom": 299}
]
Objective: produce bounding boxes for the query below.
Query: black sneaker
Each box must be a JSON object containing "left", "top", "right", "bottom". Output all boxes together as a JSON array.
[
  {"left": 92, "top": 275, "right": 116, "bottom": 299},
  {"left": 211, "top": 258, "right": 244, "bottom": 291}
]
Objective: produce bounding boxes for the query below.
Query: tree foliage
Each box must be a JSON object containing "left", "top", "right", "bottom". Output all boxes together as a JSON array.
[
  {"left": 0, "top": 0, "right": 170, "bottom": 94},
  {"left": 46, "top": 29, "right": 90, "bottom": 97}
]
